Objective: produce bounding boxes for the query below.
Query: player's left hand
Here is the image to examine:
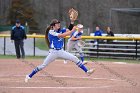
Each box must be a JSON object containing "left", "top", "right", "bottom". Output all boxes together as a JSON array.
[
  {"left": 68, "top": 8, "right": 78, "bottom": 21},
  {"left": 70, "top": 19, "right": 75, "bottom": 24}
]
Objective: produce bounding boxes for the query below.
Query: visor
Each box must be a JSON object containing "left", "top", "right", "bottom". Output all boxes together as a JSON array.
[
  {"left": 77, "top": 24, "right": 83, "bottom": 29},
  {"left": 50, "top": 19, "right": 60, "bottom": 26}
]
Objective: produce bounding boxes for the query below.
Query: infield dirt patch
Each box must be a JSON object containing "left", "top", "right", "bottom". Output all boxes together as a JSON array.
[{"left": 0, "top": 59, "right": 139, "bottom": 93}]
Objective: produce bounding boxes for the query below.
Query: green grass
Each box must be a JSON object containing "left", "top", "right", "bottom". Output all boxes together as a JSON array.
[
  {"left": 0, "top": 55, "right": 139, "bottom": 64},
  {"left": 84, "top": 57, "right": 140, "bottom": 64},
  {"left": 35, "top": 38, "right": 49, "bottom": 50},
  {"left": 0, "top": 55, "right": 16, "bottom": 59},
  {"left": 0, "top": 55, "right": 45, "bottom": 59}
]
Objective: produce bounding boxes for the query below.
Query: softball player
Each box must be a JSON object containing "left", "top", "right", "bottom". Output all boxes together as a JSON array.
[
  {"left": 64, "top": 24, "right": 85, "bottom": 64},
  {"left": 25, "top": 19, "right": 94, "bottom": 82}
]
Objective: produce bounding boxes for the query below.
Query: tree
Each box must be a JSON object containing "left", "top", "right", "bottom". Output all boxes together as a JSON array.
[{"left": 8, "top": 0, "right": 38, "bottom": 27}]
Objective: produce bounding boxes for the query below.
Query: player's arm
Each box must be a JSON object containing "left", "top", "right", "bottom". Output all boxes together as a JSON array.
[
  {"left": 68, "top": 21, "right": 74, "bottom": 31},
  {"left": 70, "top": 31, "right": 81, "bottom": 41},
  {"left": 11, "top": 27, "right": 15, "bottom": 40},
  {"left": 71, "top": 35, "right": 81, "bottom": 41},
  {"left": 22, "top": 26, "right": 27, "bottom": 39},
  {"left": 58, "top": 26, "right": 76, "bottom": 38}
]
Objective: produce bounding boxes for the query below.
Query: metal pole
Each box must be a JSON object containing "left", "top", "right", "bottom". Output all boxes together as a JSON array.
[
  {"left": 135, "top": 40, "right": 138, "bottom": 59},
  {"left": 33, "top": 37, "right": 35, "bottom": 56},
  {"left": 64, "top": 38, "right": 65, "bottom": 50},
  {"left": 97, "top": 42, "right": 99, "bottom": 58},
  {"left": 4, "top": 37, "right": 6, "bottom": 55}
]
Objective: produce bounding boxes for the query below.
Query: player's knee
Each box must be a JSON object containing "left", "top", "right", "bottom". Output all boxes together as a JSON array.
[
  {"left": 37, "top": 64, "right": 47, "bottom": 70},
  {"left": 76, "top": 61, "right": 83, "bottom": 67},
  {"left": 72, "top": 56, "right": 79, "bottom": 63}
]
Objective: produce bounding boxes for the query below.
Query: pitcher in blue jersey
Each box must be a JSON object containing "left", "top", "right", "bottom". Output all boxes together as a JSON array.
[{"left": 25, "top": 19, "right": 95, "bottom": 82}]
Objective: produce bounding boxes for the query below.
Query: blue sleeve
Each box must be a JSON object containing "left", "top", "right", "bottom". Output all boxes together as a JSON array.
[
  {"left": 12, "top": 26, "right": 16, "bottom": 30},
  {"left": 61, "top": 28, "right": 66, "bottom": 33},
  {"left": 11, "top": 26, "right": 16, "bottom": 40},
  {"left": 70, "top": 31, "right": 75, "bottom": 38},
  {"left": 20, "top": 26, "right": 25, "bottom": 30}
]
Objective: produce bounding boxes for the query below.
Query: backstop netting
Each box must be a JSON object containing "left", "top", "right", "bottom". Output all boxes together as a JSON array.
[{"left": 111, "top": 8, "right": 140, "bottom": 34}]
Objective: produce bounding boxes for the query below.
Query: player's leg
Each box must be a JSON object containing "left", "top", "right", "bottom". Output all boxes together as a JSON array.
[
  {"left": 25, "top": 50, "right": 57, "bottom": 82},
  {"left": 67, "top": 40, "right": 74, "bottom": 52},
  {"left": 64, "top": 40, "right": 74, "bottom": 64},
  {"left": 19, "top": 40, "right": 25, "bottom": 59},
  {"left": 75, "top": 43, "right": 84, "bottom": 62},
  {"left": 14, "top": 40, "right": 21, "bottom": 59},
  {"left": 59, "top": 50, "right": 94, "bottom": 75}
]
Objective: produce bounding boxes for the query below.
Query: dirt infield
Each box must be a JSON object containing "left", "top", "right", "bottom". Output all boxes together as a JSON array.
[{"left": 0, "top": 59, "right": 140, "bottom": 93}]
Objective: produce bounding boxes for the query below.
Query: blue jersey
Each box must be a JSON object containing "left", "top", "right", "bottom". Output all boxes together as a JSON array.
[
  {"left": 70, "top": 31, "right": 83, "bottom": 41},
  {"left": 11, "top": 25, "right": 26, "bottom": 40},
  {"left": 94, "top": 30, "right": 103, "bottom": 36},
  {"left": 48, "top": 29, "right": 66, "bottom": 49}
]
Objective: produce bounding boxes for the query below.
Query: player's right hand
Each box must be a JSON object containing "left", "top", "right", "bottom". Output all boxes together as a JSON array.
[{"left": 71, "top": 26, "right": 77, "bottom": 32}]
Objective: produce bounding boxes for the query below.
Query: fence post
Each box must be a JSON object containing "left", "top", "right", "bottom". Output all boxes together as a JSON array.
[
  {"left": 4, "top": 37, "right": 6, "bottom": 55},
  {"left": 135, "top": 40, "right": 138, "bottom": 59},
  {"left": 33, "top": 37, "right": 36, "bottom": 56},
  {"left": 64, "top": 38, "right": 65, "bottom": 50},
  {"left": 97, "top": 42, "right": 99, "bottom": 58}
]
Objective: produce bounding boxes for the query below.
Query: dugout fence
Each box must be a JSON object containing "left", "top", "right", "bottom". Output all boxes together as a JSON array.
[{"left": 75, "top": 39, "right": 140, "bottom": 59}]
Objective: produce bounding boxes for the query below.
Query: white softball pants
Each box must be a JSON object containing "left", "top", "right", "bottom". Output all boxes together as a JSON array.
[
  {"left": 67, "top": 40, "right": 83, "bottom": 53},
  {"left": 37, "top": 49, "right": 80, "bottom": 70}
]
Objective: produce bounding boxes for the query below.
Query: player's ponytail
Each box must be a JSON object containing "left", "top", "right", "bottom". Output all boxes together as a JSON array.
[
  {"left": 45, "top": 19, "right": 60, "bottom": 48},
  {"left": 45, "top": 26, "right": 52, "bottom": 48}
]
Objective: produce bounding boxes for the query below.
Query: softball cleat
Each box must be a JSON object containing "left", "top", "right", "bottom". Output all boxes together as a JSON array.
[
  {"left": 25, "top": 75, "right": 31, "bottom": 83},
  {"left": 86, "top": 68, "right": 95, "bottom": 76},
  {"left": 64, "top": 60, "right": 68, "bottom": 64}
]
